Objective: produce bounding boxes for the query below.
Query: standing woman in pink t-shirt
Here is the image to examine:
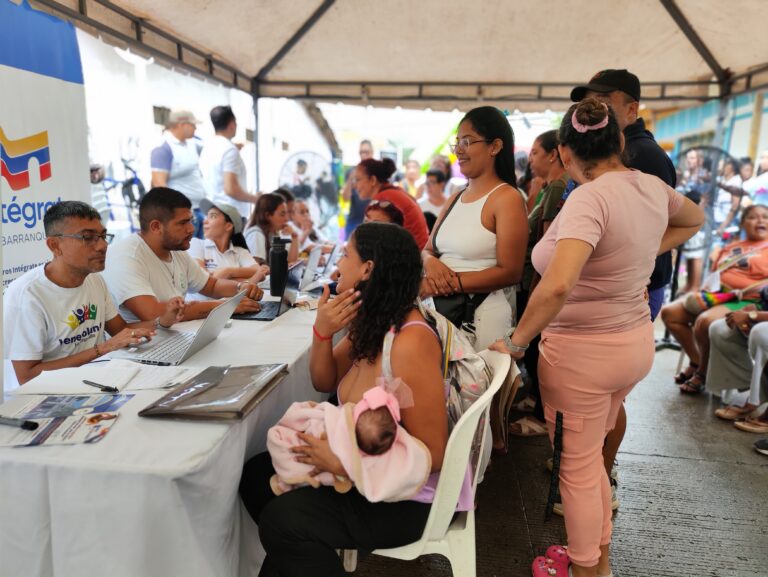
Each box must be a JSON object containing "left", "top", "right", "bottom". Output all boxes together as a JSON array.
[{"left": 492, "top": 98, "right": 703, "bottom": 577}]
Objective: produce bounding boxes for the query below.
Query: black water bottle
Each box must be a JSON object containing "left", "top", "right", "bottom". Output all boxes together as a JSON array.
[{"left": 269, "top": 237, "right": 288, "bottom": 296}]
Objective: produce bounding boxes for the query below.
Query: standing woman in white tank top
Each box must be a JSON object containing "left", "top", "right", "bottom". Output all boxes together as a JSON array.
[{"left": 421, "top": 106, "right": 528, "bottom": 452}]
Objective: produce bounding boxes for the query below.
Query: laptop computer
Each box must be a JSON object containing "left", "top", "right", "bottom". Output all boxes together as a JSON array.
[
  {"left": 233, "top": 263, "right": 302, "bottom": 321},
  {"left": 321, "top": 244, "right": 340, "bottom": 275},
  {"left": 300, "top": 246, "right": 323, "bottom": 291},
  {"left": 118, "top": 290, "right": 246, "bottom": 366},
  {"left": 302, "top": 246, "right": 339, "bottom": 294}
]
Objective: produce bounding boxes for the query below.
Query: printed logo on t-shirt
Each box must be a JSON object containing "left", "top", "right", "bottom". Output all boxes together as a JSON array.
[
  {"left": 65, "top": 303, "right": 97, "bottom": 329},
  {"left": 204, "top": 258, "right": 218, "bottom": 270},
  {"left": 60, "top": 303, "right": 101, "bottom": 346}
]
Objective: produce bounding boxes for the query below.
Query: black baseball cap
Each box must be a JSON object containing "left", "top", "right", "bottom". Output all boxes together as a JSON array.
[{"left": 570, "top": 69, "right": 641, "bottom": 102}]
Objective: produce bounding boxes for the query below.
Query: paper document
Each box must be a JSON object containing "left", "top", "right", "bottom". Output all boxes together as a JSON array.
[
  {"left": 125, "top": 365, "right": 201, "bottom": 391},
  {"left": 0, "top": 412, "right": 121, "bottom": 447},
  {"left": 0, "top": 393, "right": 133, "bottom": 447},
  {"left": 15, "top": 360, "right": 141, "bottom": 395}
]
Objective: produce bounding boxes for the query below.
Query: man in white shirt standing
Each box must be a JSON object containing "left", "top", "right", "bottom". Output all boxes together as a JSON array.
[
  {"left": 199, "top": 105, "right": 259, "bottom": 224},
  {"left": 150, "top": 109, "right": 208, "bottom": 239},
  {"left": 3, "top": 201, "right": 184, "bottom": 385},
  {"left": 103, "top": 188, "right": 263, "bottom": 323}
]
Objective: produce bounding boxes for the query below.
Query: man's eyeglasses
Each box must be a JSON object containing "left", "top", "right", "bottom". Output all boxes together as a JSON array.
[
  {"left": 449, "top": 137, "right": 492, "bottom": 153},
  {"left": 368, "top": 200, "right": 393, "bottom": 209},
  {"left": 49, "top": 232, "right": 114, "bottom": 246}
]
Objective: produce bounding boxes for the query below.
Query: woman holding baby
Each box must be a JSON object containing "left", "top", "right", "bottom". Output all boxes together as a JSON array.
[{"left": 239, "top": 222, "right": 449, "bottom": 577}]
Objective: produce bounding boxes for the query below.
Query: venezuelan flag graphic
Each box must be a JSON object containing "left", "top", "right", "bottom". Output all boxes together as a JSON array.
[{"left": 0, "top": 127, "right": 52, "bottom": 191}]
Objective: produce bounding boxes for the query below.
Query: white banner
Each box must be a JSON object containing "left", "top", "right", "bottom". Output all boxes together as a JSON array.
[
  {"left": 1, "top": 0, "right": 90, "bottom": 394},
  {"left": 0, "top": 0, "right": 90, "bottom": 289}
]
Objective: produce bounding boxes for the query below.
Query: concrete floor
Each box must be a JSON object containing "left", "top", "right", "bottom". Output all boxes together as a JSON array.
[{"left": 355, "top": 348, "right": 768, "bottom": 577}]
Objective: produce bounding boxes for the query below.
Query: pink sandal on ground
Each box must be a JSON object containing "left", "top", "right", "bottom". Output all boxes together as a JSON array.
[
  {"left": 531, "top": 555, "right": 567, "bottom": 577},
  {"left": 531, "top": 545, "right": 570, "bottom": 577},
  {"left": 545, "top": 545, "right": 570, "bottom": 565}
]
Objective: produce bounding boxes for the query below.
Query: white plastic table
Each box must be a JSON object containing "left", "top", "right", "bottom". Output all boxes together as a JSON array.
[{"left": 0, "top": 308, "right": 322, "bottom": 577}]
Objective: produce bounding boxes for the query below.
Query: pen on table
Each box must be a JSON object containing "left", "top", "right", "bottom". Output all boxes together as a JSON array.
[
  {"left": 0, "top": 415, "right": 39, "bottom": 431},
  {"left": 82, "top": 380, "right": 119, "bottom": 394}
]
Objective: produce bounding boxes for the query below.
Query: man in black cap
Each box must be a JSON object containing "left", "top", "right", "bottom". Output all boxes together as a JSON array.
[{"left": 561, "top": 69, "right": 677, "bottom": 515}]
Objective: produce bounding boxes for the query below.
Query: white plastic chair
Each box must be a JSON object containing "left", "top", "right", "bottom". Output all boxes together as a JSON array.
[{"left": 370, "top": 350, "right": 512, "bottom": 577}]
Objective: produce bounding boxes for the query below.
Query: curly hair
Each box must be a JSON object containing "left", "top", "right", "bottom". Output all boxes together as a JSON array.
[
  {"left": 559, "top": 97, "right": 622, "bottom": 179},
  {"left": 347, "top": 222, "right": 422, "bottom": 364}
]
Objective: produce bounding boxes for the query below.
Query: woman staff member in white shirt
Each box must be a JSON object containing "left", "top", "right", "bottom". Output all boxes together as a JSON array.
[
  {"left": 188, "top": 199, "right": 269, "bottom": 285},
  {"left": 244, "top": 192, "right": 300, "bottom": 265}
]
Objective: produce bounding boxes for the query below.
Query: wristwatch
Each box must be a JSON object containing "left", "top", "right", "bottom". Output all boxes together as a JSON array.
[
  {"left": 749, "top": 310, "right": 759, "bottom": 322},
  {"left": 503, "top": 328, "right": 529, "bottom": 353}
]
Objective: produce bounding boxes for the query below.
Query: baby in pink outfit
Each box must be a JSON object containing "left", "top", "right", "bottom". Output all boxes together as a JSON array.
[{"left": 267, "top": 383, "right": 431, "bottom": 502}]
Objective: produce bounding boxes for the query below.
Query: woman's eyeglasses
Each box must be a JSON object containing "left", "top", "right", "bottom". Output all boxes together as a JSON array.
[{"left": 449, "top": 137, "right": 492, "bottom": 153}]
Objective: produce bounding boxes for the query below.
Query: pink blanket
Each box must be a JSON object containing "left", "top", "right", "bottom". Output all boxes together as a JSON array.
[{"left": 267, "top": 401, "right": 431, "bottom": 502}]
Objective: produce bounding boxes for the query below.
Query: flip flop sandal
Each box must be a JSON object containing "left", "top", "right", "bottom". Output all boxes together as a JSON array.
[
  {"left": 509, "top": 415, "right": 549, "bottom": 437},
  {"left": 545, "top": 545, "right": 570, "bottom": 566},
  {"left": 514, "top": 395, "right": 537, "bottom": 413},
  {"left": 734, "top": 417, "right": 768, "bottom": 433},
  {"left": 674, "top": 363, "right": 699, "bottom": 384},
  {"left": 679, "top": 373, "right": 706, "bottom": 395},
  {"left": 714, "top": 404, "right": 758, "bottom": 421},
  {"left": 531, "top": 555, "right": 567, "bottom": 577}
]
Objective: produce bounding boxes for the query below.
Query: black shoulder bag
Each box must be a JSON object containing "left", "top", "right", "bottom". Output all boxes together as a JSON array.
[{"left": 429, "top": 189, "right": 490, "bottom": 331}]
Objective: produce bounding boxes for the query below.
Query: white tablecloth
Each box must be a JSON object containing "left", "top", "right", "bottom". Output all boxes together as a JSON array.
[{"left": 0, "top": 308, "right": 322, "bottom": 577}]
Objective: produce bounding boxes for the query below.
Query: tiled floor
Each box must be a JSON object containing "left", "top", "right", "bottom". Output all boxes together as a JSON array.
[{"left": 354, "top": 348, "right": 768, "bottom": 577}]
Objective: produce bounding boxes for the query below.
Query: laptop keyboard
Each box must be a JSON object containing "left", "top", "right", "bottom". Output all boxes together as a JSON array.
[
  {"left": 136, "top": 332, "right": 195, "bottom": 361},
  {"left": 236, "top": 300, "right": 280, "bottom": 320}
]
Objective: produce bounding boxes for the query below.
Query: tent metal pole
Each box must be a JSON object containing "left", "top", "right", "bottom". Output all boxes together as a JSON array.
[
  {"left": 712, "top": 98, "right": 730, "bottom": 150},
  {"left": 255, "top": 0, "right": 336, "bottom": 81},
  {"left": 748, "top": 92, "right": 765, "bottom": 163},
  {"left": 31, "top": 0, "right": 249, "bottom": 90},
  {"left": 252, "top": 81, "right": 261, "bottom": 193},
  {"left": 659, "top": 0, "right": 727, "bottom": 84}
]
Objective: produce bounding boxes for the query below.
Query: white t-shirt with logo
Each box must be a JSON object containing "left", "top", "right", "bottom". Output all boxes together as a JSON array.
[
  {"left": 150, "top": 134, "right": 207, "bottom": 206},
  {"left": 3, "top": 265, "right": 119, "bottom": 362},
  {"left": 103, "top": 234, "right": 210, "bottom": 322},
  {"left": 188, "top": 237, "right": 255, "bottom": 270},
  {"left": 187, "top": 238, "right": 255, "bottom": 301},
  {"left": 200, "top": 135, "right": 251, "bottom": 219}
]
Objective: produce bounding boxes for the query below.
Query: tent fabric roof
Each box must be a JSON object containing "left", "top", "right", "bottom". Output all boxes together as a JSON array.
[{"left": 38, "top": 0, "right": 768, "bottom": 111}]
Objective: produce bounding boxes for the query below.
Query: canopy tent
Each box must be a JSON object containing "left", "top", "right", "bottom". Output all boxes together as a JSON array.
[{"left": 30, "top": 0, "right": 768, "bottom": 112}]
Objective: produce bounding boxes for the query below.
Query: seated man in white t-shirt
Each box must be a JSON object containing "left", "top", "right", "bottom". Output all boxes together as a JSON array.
[
  {"left": 103, "top": 188, "right": 263, "bottom": 323},
  {"left": 3, "top": 201, "right": 185, "bottom": 385}
]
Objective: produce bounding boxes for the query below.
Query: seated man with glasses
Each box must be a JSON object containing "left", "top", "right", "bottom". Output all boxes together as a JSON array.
[
  {"left": 103, "top": 187, "right": 263, "bottom": 324},
  {"left": 3, "top": 201, "right": 185, "bottom": 386}
]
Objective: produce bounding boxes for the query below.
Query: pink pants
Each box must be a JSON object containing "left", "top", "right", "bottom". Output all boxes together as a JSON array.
[{"left": 538, "top": 322, "right": 654, "bottom": 567}]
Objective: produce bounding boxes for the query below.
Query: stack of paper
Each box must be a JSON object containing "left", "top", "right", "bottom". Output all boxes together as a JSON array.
[{"left": 13, "top": 360, "right": 200, "bottom": 395}]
